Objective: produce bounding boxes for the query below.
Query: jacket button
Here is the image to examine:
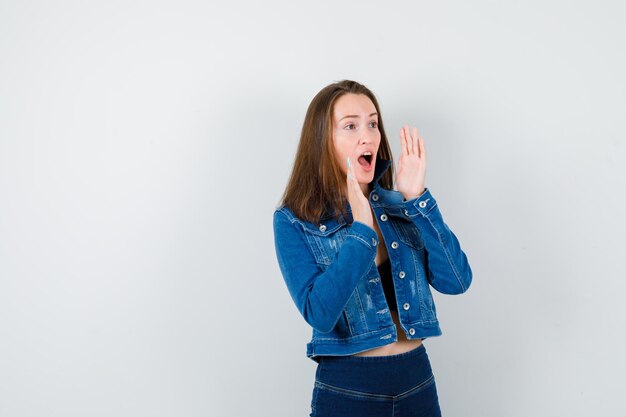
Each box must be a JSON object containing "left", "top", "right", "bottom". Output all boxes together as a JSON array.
[
  {"left": 319, "top": 224, "right": 326, "bottom": 232},
  {"left": 418, "top": 201, "right": 427, "bottom": 209},
  {"left": 409, "top": 328, "right": 416, "bottom": 336},
  {"left": 398, "top": 271, "right": 406, "bottom": 279},
  {"left": 372, "top": 194, "right": 379, "bottom": 201},
  {"left": 403, "top": 303, "right": 410, "bottom": 310},
  {"left": 380, "top": 214, "right": 388, "bottom": 221},
  {"left": 372, "top": 238, "right": 378, "bottom": 246},
  {"left": 391, "top": 241, "right": 399, "bottom": 249}
]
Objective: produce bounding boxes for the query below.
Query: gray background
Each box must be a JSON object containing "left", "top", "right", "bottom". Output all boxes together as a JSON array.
[{"left": 1, "top": 1, "right": 625, "bottom": 416}]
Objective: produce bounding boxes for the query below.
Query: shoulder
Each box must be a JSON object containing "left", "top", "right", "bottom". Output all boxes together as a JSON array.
[
  {"left": 274, "top": 205, "right": 309, "bottom": 230},
  {"left": 273, "top": 205, "right": 308, "bottom": 237},
  {"left": 274, "top": 205, "right": 295, "bottom": 221}
]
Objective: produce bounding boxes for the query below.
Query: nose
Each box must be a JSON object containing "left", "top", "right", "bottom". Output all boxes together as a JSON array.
[{"left": 360, "top": 131, "right": 373, "bottom": 144}]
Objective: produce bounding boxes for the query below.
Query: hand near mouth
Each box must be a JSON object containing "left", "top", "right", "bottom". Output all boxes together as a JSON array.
[
  {"left": 346, "top": 157, "right": 374, "bottom": 230},
  {"left": 396, "top": 125, "right": 427, "bottom": 201}
]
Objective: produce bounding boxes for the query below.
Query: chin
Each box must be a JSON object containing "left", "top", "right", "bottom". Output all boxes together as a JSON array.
[{"left": 358, "top": 174, "right": 374, "bottom": 185}]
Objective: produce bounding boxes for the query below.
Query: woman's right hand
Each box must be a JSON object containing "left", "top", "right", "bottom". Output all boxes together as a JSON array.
[{"left": 346, "top": 157, "right": 374, "bottom": 230}]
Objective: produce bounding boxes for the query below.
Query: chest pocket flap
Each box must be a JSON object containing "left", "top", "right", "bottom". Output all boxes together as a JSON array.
[
  {"left": 298, "top": 217, "right": 350, "bottom": 266},
  {"left": 387, "top": 210, "right": 425, "bottom": 250}
]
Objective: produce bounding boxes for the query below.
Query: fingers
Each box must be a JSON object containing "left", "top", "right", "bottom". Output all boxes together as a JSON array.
[
  {"left": 400, "top": 127, "right": 409, "bottom": 156},
  {"left": 346, "top": 157, "right": 372, "bottom": 227},
  {"left": 403, "top": 125, "right": 413, "bottom": 154},
  {"left": 346, "top": 157, "right": 358, "bottom": 195},
  {"left": 348, "top": 156, "right": 358, "bottom": 183},
  {"left": 347, "top": 157, "right": 353, "bottom": 180},
  {"left": 401, "top": 125, "right": 423, "bottom": 155}
]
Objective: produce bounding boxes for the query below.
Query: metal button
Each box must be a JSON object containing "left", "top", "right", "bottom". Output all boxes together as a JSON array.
[
  {"left": 372, "top": 194, "right": 379, "bottom": 201},
  {"left": 409, "top": 328, "right": 416, "bottom": 336},
  {"left": 418, "top": 201, "right": 427, "bottom": 209},
  {"left": 399, "top": 271, "right": 406, "bottom": 279},
  {"left": 391, "top": 241, "right": 399, "bottom": 249},
  {"left": 319, "top": 224, "right": 326, "bottom": 232},
  {"left": 404, "top": 209, "right": 410, "bottom": 216},
  {"left": 403, "top": 303, "right": 410, "bottom": 310},
  {"left": 380, "top": 214, "right": 388, "bottom": 222},
  {"left": 372, "top": 238, "right": 377, "bottom": 246}
]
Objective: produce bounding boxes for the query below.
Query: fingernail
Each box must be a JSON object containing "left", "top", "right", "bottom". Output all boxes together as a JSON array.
[{"left": 347, "top": 157, "right": 351, "bottom": 169}]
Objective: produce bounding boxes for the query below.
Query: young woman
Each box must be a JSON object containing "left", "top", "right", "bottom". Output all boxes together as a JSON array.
[{"left": 273, "top": 80, "right": 472, "bottom": 417}]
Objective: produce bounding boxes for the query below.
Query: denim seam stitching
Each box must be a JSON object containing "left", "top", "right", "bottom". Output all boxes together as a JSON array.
[
  {"left": 314, "top": 374, "right": 434, "bottom": 402},
  {"left": 390, "top": 220, "right": 424, "bottom": 251},
  {"left": 282, "top": 208, "right": 346, "bottom": 236},
  {"left": 346, "top": 233, "right": 373, "bottom": 249},
  {"left": 312, "top": 325, "right": 396, "bottom": 341},
  {"left": 412, "top": 250, "right": 425, "bottom": 323},
  {"left": 314, "top": 381, "right": 394, "bottom": 401},
  {"left": 396, "top": 374, "right": 435, "bottom": 400},
  {"left": 424, "top": 214, "right": 466, "bottom": 292},
  {"left": 353, "top": 287, "right": 368, "bottom": 331}
]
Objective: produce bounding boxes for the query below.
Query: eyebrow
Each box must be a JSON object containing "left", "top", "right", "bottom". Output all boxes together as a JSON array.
[{"left": 338, "top": 112, "right": 378, "bottom": 122}]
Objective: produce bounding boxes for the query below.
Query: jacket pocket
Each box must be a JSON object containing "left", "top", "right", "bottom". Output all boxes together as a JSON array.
[
  {"left": 390, "top": 219, "right": 425, "bottom": 250},
  {"left": 304, "top": 226, "right": 350, "bottom": 266}
]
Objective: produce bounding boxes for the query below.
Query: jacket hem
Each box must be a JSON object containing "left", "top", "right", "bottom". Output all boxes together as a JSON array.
[{"left": 306, "top": 324, "right": 442, "bottom": 362}]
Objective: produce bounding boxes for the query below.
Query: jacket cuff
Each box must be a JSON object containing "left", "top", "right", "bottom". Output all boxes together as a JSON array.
[
  {"left": 347, "top": 221, "right": 379, "bottom": 250},
  {"left": 402, "top": 188, "right": 437, "bottom": 217}
]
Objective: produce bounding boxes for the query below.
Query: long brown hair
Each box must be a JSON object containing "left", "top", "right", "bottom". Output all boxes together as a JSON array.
[{"left": 279, "top": 80, "right": 394, "bottom": 223}]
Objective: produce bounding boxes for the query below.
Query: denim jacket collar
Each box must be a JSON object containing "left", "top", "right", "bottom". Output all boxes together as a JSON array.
[{"left": 372, "top": 158, "right": 393, "bottom": 186}]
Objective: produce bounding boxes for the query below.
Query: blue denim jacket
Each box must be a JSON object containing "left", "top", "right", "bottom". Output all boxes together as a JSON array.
[{"left": 273, "top": 159, "right": 472, "bottom": 361}]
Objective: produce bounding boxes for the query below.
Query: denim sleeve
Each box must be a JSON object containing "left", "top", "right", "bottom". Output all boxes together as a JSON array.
[
  {"left": 273, "top": 210, "right": 378, "bottom": 333},
  {"left": 403, "top": 188, "right": 473, "bottom": 295}
]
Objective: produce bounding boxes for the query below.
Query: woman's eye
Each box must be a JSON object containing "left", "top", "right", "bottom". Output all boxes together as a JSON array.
[
  {"left": 344, "top": 123, "right": 355, "bottom": 130},
  {"left": 369, "top": 121, "right": 378, "bottom": 128}
]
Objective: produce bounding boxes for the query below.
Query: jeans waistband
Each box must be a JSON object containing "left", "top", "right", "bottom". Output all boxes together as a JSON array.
[
  {"left": 318, "top": 344, "right": 426, "bottom": 363},
  {"left": 315, "top": 344, "right": 433, "bottom": 395}
]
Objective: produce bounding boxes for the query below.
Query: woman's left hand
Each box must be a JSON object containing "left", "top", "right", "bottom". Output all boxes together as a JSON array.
[{"left": 396, "top": 125, "right": 427, "bottom": 201}]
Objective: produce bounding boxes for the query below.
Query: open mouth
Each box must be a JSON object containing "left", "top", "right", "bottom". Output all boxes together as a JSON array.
[{"left": 357, "top": 152, "right": 373, "bottom": 168}]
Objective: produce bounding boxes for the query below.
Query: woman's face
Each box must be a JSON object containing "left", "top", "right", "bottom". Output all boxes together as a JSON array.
[{"left": 331, "top": 93, "right": 381, "bottom": 193}]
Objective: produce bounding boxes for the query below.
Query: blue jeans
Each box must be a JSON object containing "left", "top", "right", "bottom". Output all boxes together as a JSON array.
[{"left": 310, "top": 345, "right": 442, "bottom": 417}]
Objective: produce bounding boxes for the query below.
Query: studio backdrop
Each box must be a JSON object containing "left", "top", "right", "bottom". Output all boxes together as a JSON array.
[{"left": 1, "top": 1, "right": 624, "bottom": 416}]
